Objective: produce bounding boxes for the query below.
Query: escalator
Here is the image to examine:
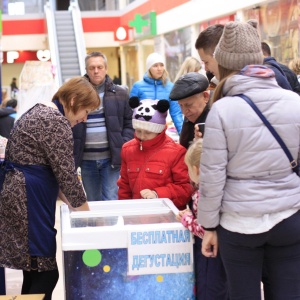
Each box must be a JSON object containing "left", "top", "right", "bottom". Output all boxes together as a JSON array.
[
  {"left": 55, "top": 10, "right": 81, "bottom": 83},
  {"left": 45, "top": 0, "right": 86, "bottom": 86}
]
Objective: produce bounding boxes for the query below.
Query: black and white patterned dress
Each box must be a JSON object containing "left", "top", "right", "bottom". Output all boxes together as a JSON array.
[{"left": 0, "top": 103, "right": 87, "bottom": 272}]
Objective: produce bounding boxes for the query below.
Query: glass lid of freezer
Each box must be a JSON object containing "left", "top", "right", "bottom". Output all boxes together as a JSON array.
[{"left": 68, "top": 199, "right": 179, "bottom": 228}]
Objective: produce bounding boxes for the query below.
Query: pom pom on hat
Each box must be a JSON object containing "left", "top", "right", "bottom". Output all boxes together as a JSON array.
[
  {"left": 129, "top": 96, "right": 140, "bottom": 109},
  {"left": 214, "top": 20, "right": 263, "bottom": 70},
  {"left": 130, "top": 97, "right": 170, "bottom": 133},
  {"left": 156, "top": 99, "right": 169, "bottom": 113},
  {"left": 146, "top": 53, "right": 165, "bottom": 71}
]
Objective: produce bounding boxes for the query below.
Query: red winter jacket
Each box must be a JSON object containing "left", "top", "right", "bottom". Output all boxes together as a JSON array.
[{"left": 117, "top": 128, "right": 193, "bottom": 210}]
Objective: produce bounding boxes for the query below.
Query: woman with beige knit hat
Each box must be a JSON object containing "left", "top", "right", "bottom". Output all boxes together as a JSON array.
[{"left": 197, "top": 20, "right": 300, "bottom": 299}]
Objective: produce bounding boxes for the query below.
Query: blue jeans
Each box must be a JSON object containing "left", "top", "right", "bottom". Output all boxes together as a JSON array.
[
  {"left": 218, "top": 211, "right": 300, "bottom": 300},
  {"left": 81, "top": 159, "right": 120, "bottom": 201}
]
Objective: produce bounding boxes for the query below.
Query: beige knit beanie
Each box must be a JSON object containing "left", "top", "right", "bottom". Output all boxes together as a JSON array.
[{"left": 214, "top": 20, "right": 263, "bottom": 70}]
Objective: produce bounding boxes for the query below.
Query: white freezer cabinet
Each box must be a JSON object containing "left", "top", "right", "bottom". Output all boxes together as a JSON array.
[{"left": 61, "top": 199, "right": 195, "bottom": 300}]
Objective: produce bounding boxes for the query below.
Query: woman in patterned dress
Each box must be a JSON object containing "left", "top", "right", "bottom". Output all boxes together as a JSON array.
[{"left": 0, "top": 77, "right": 100, "bottom": 300}]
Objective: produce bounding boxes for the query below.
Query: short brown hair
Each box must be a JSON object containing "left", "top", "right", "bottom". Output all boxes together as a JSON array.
[
  {"left": 261, "top": 42, "right": 271, "bottom": 56},
  {"left": 85, "top": 51, "right": 108, "bottom": 69},
  {"left": 195, "top": 24, "right": 224, "bottom": 55},
  {"left": 52, "top": 77, "right": 100, "bottom": 114}
]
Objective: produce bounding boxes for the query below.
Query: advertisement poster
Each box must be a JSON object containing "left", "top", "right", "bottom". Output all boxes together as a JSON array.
[
  {"left": 164, "top": 26, "right": 192, "bottom": 82},
  {"left": 243, "top": 0, "right": 300, "bottom": 64}
]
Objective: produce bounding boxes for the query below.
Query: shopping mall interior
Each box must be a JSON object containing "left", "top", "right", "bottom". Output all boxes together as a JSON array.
[{"left": 0, "top": 0, "right": 297, "bottom": 298}]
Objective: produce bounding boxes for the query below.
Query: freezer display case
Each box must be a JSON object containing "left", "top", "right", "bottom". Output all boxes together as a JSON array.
[{"left": 61, "top": 199, "right": 195, "bottom": 300}]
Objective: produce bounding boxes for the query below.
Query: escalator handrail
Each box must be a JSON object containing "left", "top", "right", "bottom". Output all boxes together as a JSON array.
[
  {"left": 69, "top": 0, "right": 86, "bottom": 76},
  {"left": 44, "top": 1, "right": 62, "bottom": 86}
]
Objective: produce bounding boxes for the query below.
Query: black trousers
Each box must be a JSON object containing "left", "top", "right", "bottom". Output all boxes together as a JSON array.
[
  {"left": 218, "top": 210, "right": 300, "bottom": 300},
  {"left": 22, "top": 269, "right": 59, "bottom": 300},
  {"left": 194, "top": 236, "right": 229, "bottom": 299}
]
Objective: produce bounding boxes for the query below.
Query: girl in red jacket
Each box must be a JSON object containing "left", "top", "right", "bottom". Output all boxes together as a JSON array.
[{"left": 117, "top": 97, "right": 192, "bottom": 210}]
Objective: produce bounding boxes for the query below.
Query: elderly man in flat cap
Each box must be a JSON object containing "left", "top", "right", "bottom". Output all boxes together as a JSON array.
[
  {"left": 171, "top": 71, "right": 229, "bottom": 299},
  {"left": 169, "top": 72, "right": 210, "bottom": 149}
]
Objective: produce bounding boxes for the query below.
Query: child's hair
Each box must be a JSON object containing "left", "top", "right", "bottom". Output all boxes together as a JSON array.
[{"left": 184, "top": 139, "right": 203, "bottom": 169}]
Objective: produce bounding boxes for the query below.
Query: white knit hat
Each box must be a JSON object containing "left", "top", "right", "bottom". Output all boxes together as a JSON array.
[
  {"left": 146, "top": 53, "right": 165, "bottom": 71},
  {"left": 214, "top": 20, "right": 263, "bottom": 70}
]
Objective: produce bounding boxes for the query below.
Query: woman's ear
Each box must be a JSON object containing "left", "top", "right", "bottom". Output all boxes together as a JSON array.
[{"left": 70, "top": 97, "right": 74, "bottom": 107}]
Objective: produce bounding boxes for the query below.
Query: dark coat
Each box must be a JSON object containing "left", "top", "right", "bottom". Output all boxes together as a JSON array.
[
  {"left": 72, "top": 74, "right": 134, "bottom": 168},
  {"left": 180, "top": 105, "right": 210, "bottom": 149},
  {"left": 263, "top": 57, "right": 292, "bottom": 91},
  {"left": 278, "top": 63, "right": 300, "bottom": 96},
  {"left": 0, "top": 107, "right": 16, "bottom": 138}
]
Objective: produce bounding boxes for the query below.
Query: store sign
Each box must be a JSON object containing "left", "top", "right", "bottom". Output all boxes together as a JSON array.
[
  {"left": 36, "top": 49, "right": 51, "bottom": 61},
  {"left": 128, "top": 12, "right": 157, "bottom": 39},
  {"left": 7, "top": 51, "right": 19, "bottom": 63},
  {"left": 200, "top": 15, "right": 235, "bottom": 31},
  {"left": 127, "top": 228, "right": 193, "bottom": 275},
  {"left": 3, "top": 50, "right": 50, "bottom": 63},
  {"left": 114, "top": 26, "right": 129, "bottom": 41}
]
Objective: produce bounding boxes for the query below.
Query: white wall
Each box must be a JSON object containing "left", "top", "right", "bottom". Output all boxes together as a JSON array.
[{"left": 156, "top": 0, "right": 268, "bottom": 35}]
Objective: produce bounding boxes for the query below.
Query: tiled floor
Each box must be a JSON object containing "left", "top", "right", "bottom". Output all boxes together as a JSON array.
[{"left": 5, "top": 200, "right": 65, "bottom": 300}]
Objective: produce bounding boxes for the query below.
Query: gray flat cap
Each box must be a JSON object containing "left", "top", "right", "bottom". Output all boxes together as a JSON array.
[{"left": 170, "top": 72, "right": 209, "bottom": 100}]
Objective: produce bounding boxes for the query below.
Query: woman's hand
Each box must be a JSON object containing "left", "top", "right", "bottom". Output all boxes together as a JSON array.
[
  {"left": 140, "top": 189, "right": 158, "bottom": 199},
  {"left": 202, "top": 230, "right": 218, "bottom": 258},
  {"left": 58, "top": 189, "right": 89, "bottom": 211}
]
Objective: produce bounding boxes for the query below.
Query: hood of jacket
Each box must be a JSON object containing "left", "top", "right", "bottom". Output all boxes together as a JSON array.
[{"left": 222, "top": 65, "right": 277, "bottom": 96}]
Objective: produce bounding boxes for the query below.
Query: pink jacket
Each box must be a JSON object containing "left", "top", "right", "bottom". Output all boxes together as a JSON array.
[
  {"left": 117, "top": 129, "right": 193, "bottom": 210},
  {"left": 181, "top": 190, "right": 205, "bottom": 238}
]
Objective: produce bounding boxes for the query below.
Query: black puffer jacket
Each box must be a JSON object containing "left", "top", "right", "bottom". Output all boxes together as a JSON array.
[
  {"left": 0, "top": 107, "right": 16, "bottom": 138},
  {"left": 278, "top": 63, "right": 300, "bottom": 96},
  {"left": 73, "top": 74, "right": 134, "bottom": 168}
]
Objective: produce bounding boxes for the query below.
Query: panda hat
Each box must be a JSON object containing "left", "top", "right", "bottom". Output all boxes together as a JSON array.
[{"left": 129, "top": 97, "right": 170, "bottom": 133}]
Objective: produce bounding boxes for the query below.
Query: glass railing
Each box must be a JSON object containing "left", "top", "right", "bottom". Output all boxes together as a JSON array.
[
  {"left": 1, "top": 0, "right": 142, "bottom": 14},
  {"left": 77, "top": 0, "right": 119, "bottom": 11},
  {"left": 3, "top": 0, "right": 48, "bottom": 15}
]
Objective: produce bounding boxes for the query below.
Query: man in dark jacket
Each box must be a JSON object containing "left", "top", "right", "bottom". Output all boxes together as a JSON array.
[
  {"left": 73, "top": 51, "right": 134, "bottom": 201},
  {"left": 262, "top": 42, "right": 300, "bottom": 95},
  {"left": 0, "top": 107, "right": 16, "bottom": 138}
]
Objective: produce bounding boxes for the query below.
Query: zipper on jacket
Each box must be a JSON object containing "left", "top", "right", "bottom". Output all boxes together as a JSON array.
[{"left": 140, "top": 141, "right": 143, "bottom": 151}]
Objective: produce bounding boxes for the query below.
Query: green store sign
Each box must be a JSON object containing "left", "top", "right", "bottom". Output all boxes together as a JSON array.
[{"left": 129, "top": 12, "right": 157, "bottom": 39}]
